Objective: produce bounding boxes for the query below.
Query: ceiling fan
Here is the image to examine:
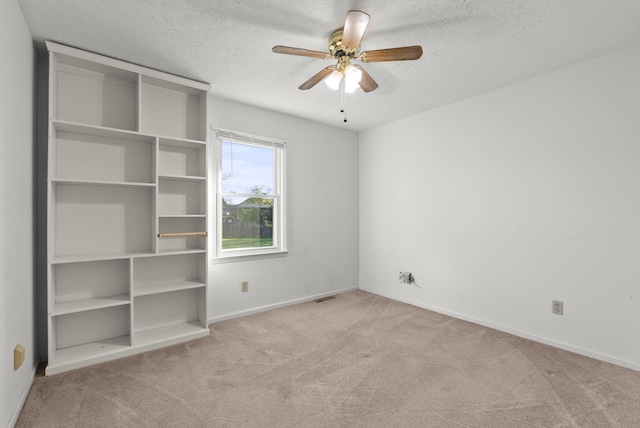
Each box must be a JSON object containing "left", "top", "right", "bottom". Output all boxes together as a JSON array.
[{"left": 272, "top": 10, "right": 423, "bottom": 95}]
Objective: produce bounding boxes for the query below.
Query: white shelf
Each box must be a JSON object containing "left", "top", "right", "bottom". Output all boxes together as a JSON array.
[
  {"left": 52, "top": 119, "right": 154, "bottom": 142},
  {"left": 52, "top": 295, "right": 130, "bottom": 316},
  {"left": 134, "top": 322, "right": 208, "bottom": 348},
  {"left": 46, "top": 325, "right": 209, "bottom": 376},
  {"left": 48, "top": 335, "right": 131, "bottom": 374},
  {"left": 51, "top": 178, "right": 156, "bottom": 188},
  {"left": 159, "top": 136, "right": 207, "bottom": 148},
  {"left": 47, "top": 41, "right": 209, "bottom": 92},
  {"left": 46, "top": 41, "right": 209, "bottom": 375},
  {"left": 51, "top": 251, "right": 152, "bottom": 264},
  {"left": 51, "top": 249, "right": 207, "bottom": 264},
  {"left": 158, "top": 174, "right": 205, "bottom": 182},
  {"left": 158, "top": 214, "right": 207, "bottom": 218},
  {"left": 156, "top": 249, "right": 207, "bottom": 256},
  {"left": 134, "top": 280, "right": 205, "bottom": 297}
]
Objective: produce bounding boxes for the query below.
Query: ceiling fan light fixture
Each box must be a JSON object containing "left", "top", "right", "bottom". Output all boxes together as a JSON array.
[
  {"left": 325, "top": 65, "right": 362, "bottom": 93},
  {"left": 344, "top": 65, "right": 362, "bottom": 93},
  {"left": 324, "top": 70, "right": 343, "bottom": 90},
  {"left": 344, "top": 80, "right": 360, "bottom": 94}
]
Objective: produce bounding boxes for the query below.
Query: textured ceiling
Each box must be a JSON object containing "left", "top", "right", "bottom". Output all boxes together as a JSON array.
[{"left": 17, "top": 0, "right": 640, "bottom": 131}]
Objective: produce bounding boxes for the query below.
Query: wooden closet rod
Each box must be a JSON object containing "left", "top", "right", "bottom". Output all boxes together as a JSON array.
[{"left": 157, "top": 232, "right": 208, "bottom": 238}]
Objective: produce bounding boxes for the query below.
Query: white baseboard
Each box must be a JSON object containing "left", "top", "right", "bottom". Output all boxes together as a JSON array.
[
  {"left": 360, "top": 287, "right": 640, "bottom": 373},
  {"left": 208, "top": 286, "right": 359, "bottom": 325},
  {"left": 8, "top": 364, "right": 37, "bottom": 428}
]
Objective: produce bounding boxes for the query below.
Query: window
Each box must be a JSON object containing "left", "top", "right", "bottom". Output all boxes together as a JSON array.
[{"left": 215, "top": 129, "right": 286, "bottom": 258}]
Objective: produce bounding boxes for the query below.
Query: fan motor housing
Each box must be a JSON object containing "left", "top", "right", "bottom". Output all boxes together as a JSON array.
[{"left": 329, "top": 29, "right": 358, "bottom": 58}]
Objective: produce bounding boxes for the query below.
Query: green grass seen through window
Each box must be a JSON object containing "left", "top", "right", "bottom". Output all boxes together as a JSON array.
[{"left": 222, "top": 238, "right": 273, "bottom": 249}]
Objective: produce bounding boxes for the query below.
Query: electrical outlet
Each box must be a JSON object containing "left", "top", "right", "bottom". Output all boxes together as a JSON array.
[
  {"left": 14, "top": 344, "right": 25, "bottom": 371},
  {"left": 241, "top": 281, "right": 249, "bottom": 293},
  {"left": 552, "top": 300, "right": 563, "bottom": 315},
  {"left": 399, "top": 272, "right": 414, "bottom": 284}
]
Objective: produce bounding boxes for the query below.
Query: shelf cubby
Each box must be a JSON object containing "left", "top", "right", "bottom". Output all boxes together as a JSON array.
[
  {"left": 157, "top": 177, "right": 206, "bottom": 216},
  {"left": 157, "top": 217, "right": 207, "bottom": 252},
  {"left": 51, "top": 259, "right": 130, "bottom": 316},
  {"left": 139, "top": 76, "right": 207, "bottom": 141},
  {"left": 132, "top": 253, "right": 206, "bottom": 297},
  {"left": 158, "top": 137, "right": 206, "bottom": 178},
  {"left": 133, "top": 288, "right": 206, "bottom": 343},
  {"left": 52, "top": 121, "right": 155, "bottom": 184},
  {"left": 53, "top": 305, "right": 130, "bottom": 351},
  {"left": 52, "top": 53, "right": 138, "bottom": 131},
  {"left": 53, "top": 182, "right": 153, "bottom": 257}
]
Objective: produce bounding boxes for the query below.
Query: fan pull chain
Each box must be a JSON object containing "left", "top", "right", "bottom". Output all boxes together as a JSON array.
[{"left": 341, "top": 79, "right": 348, "bottom": 122}]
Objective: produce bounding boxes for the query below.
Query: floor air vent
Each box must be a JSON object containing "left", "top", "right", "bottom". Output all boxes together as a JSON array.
[{"left": 315, "top": 296, "right": 336, "bottom": 303}]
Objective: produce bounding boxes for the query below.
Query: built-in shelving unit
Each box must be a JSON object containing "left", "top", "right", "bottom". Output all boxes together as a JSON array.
[{"left": 46, "top": 41, "right": 210, "bottom": 375}]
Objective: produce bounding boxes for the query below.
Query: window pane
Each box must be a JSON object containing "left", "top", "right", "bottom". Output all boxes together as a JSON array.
[
  {"left": 221, "top": 141, "right": 274, "bottom": 195},
  {"left": 217, "top": 131, "right": 285, "bottom": 256},
  {"left": 221, "top": 196, "right": 274, "bottom": 250}
]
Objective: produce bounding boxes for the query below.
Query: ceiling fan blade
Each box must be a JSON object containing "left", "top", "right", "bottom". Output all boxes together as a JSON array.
[
  {"left": 359, "top": 46, "right": 423, "bottom": 62},
  {"left": 272, "top": 45, "right": 330, "bottom": 59},
  {"left": 353, "top": 65, "right": 378, "bottom": 92},
  {"left": 299, "top": 66, "right": 335, "bottom": 90},
  {"left": 342, "top": 10, "right": 370, "bottom": 50}
]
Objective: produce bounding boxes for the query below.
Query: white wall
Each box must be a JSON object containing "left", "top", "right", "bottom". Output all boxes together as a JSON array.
[
  {"left": 360, "top": 44, "right": 640, "bottom": 370},
  {"left": 208, "top": 98, "right": 359, "bottom": 322},
  {"left": 0, "top": 1, "right": 36, "bottom": 426}
]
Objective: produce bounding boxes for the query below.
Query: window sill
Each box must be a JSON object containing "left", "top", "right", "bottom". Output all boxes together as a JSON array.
[{"left": 210, "top": 250, "right": 289, "bottom": 264}]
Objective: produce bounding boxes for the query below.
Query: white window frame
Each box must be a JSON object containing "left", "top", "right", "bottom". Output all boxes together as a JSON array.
[{"left": 213, "top": 128, "right": 287, "bottom": 261}]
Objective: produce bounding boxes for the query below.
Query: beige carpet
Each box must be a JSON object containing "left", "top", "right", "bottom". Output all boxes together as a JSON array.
[{"left": 17, "top": 291, "right": 640, "bottom": 427}]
